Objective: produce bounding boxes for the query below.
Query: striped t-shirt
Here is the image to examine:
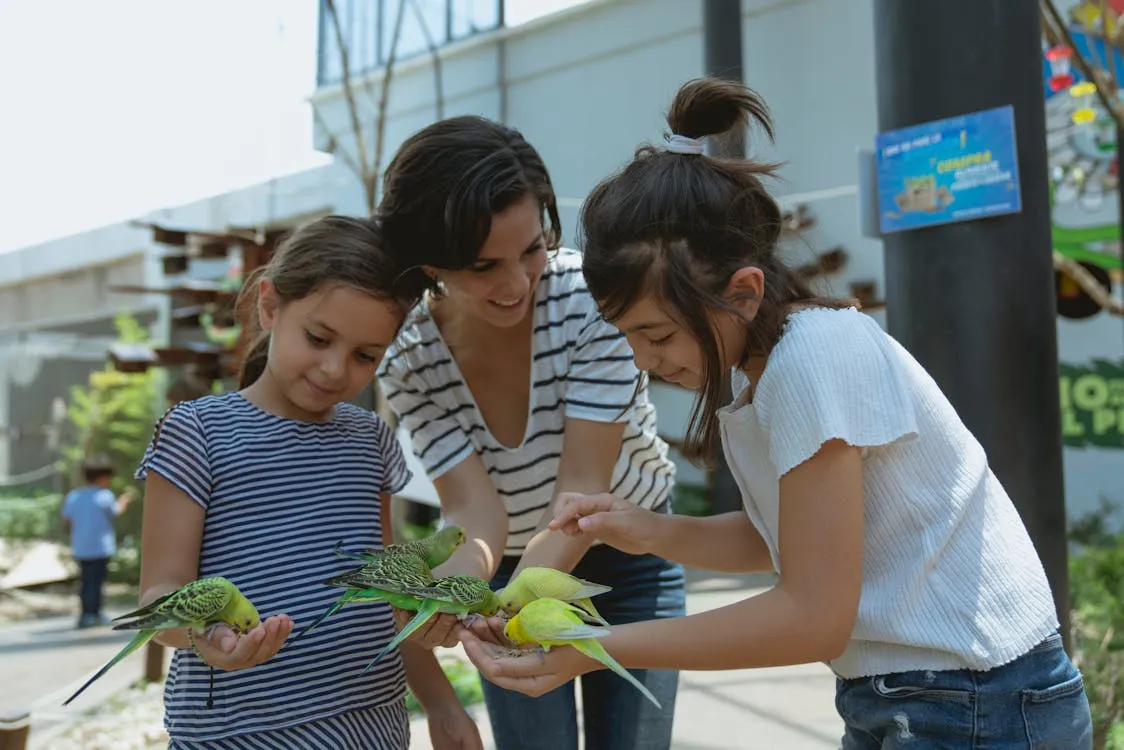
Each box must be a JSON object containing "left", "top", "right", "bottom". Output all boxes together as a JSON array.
[
  {"left": 378, "top": 249, "right": 675, "bottom": 556},
  {"left": 135, "top": 392, "right": 411, "bottom": 747}
]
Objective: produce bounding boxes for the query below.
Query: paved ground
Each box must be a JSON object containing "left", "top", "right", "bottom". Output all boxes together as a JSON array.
[{"left": 3, "top": 570, "right": 843, "bottom": 749}]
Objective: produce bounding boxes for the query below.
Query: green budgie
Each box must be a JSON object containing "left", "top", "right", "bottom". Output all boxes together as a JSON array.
[
  {"left": 362, "top": 574, "right": 502, "bottom": 672},
  {"left": 63, "top": 576, "right": 259, "bottom": 708},
  {"left": 497, "top": 566, "right": 612, "bottom": 625},
  {"left": 504, "top": 597, "right": 661, "bottom": 709},
  {"left": 290, "top": 550, "right": 443, "bottom": 644},
  {"left": 334, "top": 525, "right": 466, "bottom": 570}
]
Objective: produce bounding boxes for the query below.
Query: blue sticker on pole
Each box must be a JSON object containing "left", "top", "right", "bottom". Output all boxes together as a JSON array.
[{"left": 875, "top": 105, "right": 1021, "bottom": 234}]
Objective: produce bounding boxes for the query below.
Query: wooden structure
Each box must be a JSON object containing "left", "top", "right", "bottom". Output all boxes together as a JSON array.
[{"left": 107, "top": 223, "right": 288, "bottom": 385}]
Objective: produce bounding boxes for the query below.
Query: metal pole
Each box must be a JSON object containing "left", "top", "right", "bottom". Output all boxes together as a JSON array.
[
  {"left": 703, "top": 0, "right": 745, "bottom": 158},
  {"left": 874, "top": 0, "right": 1071, "bottom": 647},
  {"left": 703, "top": 0, "right": 745, "bottom": 515}
]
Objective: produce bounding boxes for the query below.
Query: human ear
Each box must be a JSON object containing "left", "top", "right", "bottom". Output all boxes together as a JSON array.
[
  {"left": 723, "top": 266, "right": 765, "bottom": 319},
  {"left": 258, "top": 278, "right": 281, "bottom": 331}
]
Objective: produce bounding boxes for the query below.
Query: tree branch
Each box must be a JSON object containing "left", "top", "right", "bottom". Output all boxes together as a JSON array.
[
  {"left": 370, "top": 0, "right": 409, "bottom": 213},
  {"left": 1053, "top": 250, "right": 1124, "bottom": 315},
  {"left": 325, "top": 0, "right": 372, "bottom": 184},
  {"left": 410, "top": 0, "right": 446, "bottom": 120},
  {"left": 1042, "top": 0, "right": 1124, "bottom": 126},
  {"left": 312, "top": 104, "right": 364, "bottom": 180}
]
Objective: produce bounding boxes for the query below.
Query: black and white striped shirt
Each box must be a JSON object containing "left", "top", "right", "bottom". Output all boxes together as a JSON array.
[
  {"left": 378, "top": 249, "right": 675, "bottom": 556},
  {"left": 136, "top": 392, "right": 411, "bottom": 747}
]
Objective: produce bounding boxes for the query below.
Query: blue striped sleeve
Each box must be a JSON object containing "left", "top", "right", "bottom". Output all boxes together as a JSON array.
[
  {"left": 135, "top": 402, "right": 213, "bottom": 509},
  {"left": 373, "top": 416, "right": 412, "bottom": 495}
]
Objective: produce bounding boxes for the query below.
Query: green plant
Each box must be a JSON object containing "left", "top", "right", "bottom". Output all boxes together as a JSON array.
[
  {"left": 404, "top": 657, "right": 484, "bottom": 716},
  {"left": 1069, "top": 500, "right": 1124, "bottom": 748},
  {"left": 671, "top": 483, "right": 710, "bottom": 517},
  {"left": 0, "top": 492, "right": 64, "bottom": 541}
]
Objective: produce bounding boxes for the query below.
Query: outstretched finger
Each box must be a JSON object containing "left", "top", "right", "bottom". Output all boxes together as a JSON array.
[{"left": 548, "top": 495, "right": 614, "bottom": 530}]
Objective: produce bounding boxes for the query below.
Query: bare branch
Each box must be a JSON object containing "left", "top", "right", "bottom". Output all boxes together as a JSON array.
[
  {"left": 1053, "top": 251, "right": 1124, "bottom": 315},
  {"left": 1101, "top": 0, "right": 1122, "bottom": 89},
  {"left": 410, "top": 0, "right": 446, "bottom": 120},
  {"left": 312, "top": 104, "right": 364, "bottom": 179},
  {"left": 370, "top": 0, "right": 410, "bottom": 213},
  {"left": 1042, "top": 0, "right": 1124, "bottom": 126},
  {"left": 325, "top": 0, "right": 372, "bottom": 181}
]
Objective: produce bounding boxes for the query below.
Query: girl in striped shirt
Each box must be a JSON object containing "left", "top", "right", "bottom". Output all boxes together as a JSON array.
[
  {"left": 134, "top": 216, "right": 482, "bottom": 749},
  {"left": 375, "top": 116, "right": 686, "bottom": 750}
]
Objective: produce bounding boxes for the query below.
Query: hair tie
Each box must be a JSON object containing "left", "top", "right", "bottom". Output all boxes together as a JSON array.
[{"left": 665, "top": 134, "right": 705, "bottom": 155}]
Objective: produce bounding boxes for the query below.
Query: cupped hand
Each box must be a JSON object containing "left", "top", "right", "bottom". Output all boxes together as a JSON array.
[
  {"left": 191, "top": 614, "right": 293, "bottom": 671},
  {"left": 392, "top": 607, "right": 462, "bottom": 650},
  {"left": 458, "top": 630, "right": 594, "bottom": 698}
]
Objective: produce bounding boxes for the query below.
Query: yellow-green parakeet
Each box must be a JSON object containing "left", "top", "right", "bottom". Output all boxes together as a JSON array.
[
  {"left": 362, "top": 574, "right": 502, "bottom": 672},
  {"left": 335, "top": 524, "right": 466, "bottom": 570},
  {"left": 504, "top": 597, "right": 660, "bottom": 709},
  {"left": 291, "top": 546, "right": 443, "bottom": 644},
  {"left": 497, "top": 566, "right": 611, "bottom": 624},
  {"left": 63, "top": 576, "right": 259, "bottom": 707}
]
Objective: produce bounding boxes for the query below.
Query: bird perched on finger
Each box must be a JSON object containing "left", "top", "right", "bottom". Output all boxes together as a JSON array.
[{"left": 63, "top": 576, "right": 258, "bottom": 709}]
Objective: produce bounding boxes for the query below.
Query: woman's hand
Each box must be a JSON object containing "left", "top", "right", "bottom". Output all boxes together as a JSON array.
[
  {"left": 458, "top": 630, "right": 598, "bottom": 698},
  {"left": 426, "top": 702, "right": 485, "bottom": 750},
  {"left": 392, "top": 607, "right": 463, "bottom": 650},
  {"left": 548, "top": 492, "right": 665, "bottom": 556},
  {"left": 191, "top": 614, "right": 293, "bottom": 671}
]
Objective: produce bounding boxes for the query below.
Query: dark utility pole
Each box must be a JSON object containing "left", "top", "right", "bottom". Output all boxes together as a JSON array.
[
  {"left": 873, "top": 1, "right": 1071, "bottom": 646},
  {"left": 703, "top": 0, "right": 745, "bottom": 515}
]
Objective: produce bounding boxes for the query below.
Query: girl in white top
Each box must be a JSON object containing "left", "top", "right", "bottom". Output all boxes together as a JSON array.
[{"left": 461, "top": 78, "right": 1094, "bottom": 749}]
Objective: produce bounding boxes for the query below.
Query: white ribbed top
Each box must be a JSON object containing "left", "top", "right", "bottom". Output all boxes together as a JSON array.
[{"left": 720, "top": 307, "right": 1058, "bottom": 678}]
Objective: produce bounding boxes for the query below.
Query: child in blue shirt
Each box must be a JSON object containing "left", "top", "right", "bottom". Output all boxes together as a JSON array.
[{"left": 61, "top": 453, "right": 133, "bottom": 628}]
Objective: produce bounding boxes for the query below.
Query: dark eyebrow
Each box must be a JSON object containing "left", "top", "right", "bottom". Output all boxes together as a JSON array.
[
  {"left": 624, "top": 321, "right": 671, "bottom": 334},
  {"left": 308, "top": 320, "right": 387, "bottom": 350},
  {"left": 474, "top": 234, "right": 546, "bottom": 264}
]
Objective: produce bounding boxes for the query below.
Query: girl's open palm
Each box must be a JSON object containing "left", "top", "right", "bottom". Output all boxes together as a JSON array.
[{"left": 193, "top": 614, "right": 294, "bottom": 671}]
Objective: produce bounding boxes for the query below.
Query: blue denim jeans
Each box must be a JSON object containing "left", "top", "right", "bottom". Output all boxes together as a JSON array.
[
  {"left": 482, "top": 542, "right": 686, "bottom": 750},
  {"left": 836, "top": 632, "right": 1093, "bottom": 748},
  {"left": 78, "top": 557, "right": 109, "bottom": 618}
]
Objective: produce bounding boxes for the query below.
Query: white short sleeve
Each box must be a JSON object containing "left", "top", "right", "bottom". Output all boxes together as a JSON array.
[{"left": 754, "top": 308, "right": 919, "bottom": 477}]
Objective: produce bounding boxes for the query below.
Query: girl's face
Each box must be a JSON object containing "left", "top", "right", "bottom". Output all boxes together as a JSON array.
[
  {"left": 608, "top": 267, "right": 764, "bottom": 391},
  {"left": 257, "top": 281, "right": 403, "bottom": 421},
  {"left": 429, "top": 193, "right": 549, "bottom": 329}
]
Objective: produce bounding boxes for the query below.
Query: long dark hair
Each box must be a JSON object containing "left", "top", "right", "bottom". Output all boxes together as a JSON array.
[
  {"left": 237, "top": 215, "right": 428, "bottom": 388},
  {"left": 376, "top": 115, "right": 562, "bottom": 287},
  {"left": 581, "top": 78, "right": 851, "bottom": 464}
]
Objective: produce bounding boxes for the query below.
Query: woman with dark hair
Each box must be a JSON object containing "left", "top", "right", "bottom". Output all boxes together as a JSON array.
[{"left": 375, "top": 116, "right": 685, "bottom": 750}]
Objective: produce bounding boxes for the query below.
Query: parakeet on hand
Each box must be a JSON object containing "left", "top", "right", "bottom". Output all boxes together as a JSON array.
[
  {"left": 63, "top": 576, "right": 259, "bottom": 708},
  {"left": 289, "top": 551, "right": 443, "bottom": 644},
  {"left": 362, "top": 574, "right": 502, "bottom": 672},
  {"left": 497, "top": 566, "right": 612, "bottom": 625},
  {"left": 335, "top": 525, "right": 466, "bottom": 570},
  {"left": 504, "top": 597, "right": 661, "bottom": 709}
]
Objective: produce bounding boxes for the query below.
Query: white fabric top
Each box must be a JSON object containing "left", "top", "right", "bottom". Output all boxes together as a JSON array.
[
  {"left": 378, "top": 249, "right": 675, "bottom": 556},
  {"left": 720, "top": 307, "right": 1058, "bottom": 678}
]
